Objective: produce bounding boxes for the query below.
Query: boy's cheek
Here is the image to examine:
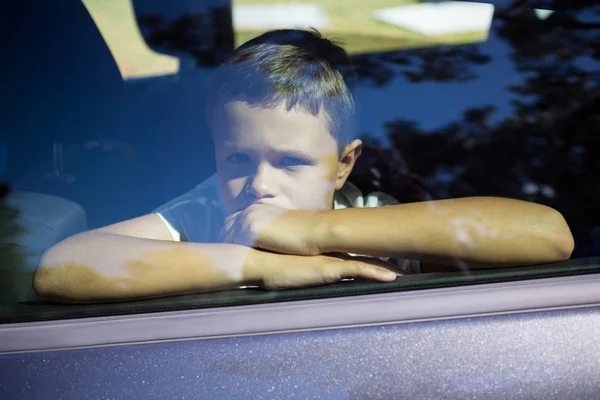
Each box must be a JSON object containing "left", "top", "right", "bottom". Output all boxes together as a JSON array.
[
  {"left": 291, "top": 175, "right": 336, "bottom": 211},
  {"left": 318, "top": 153, "right": 341, "bottom": 175},
  {"left": 311, "top": 164, "right": 339, "bottom": 209},
  {"left": 218, "top": 176, "right": 247, "bottom": 214},
  {"left": 223, "top": 177, "right": 246, "bottom": 195}
]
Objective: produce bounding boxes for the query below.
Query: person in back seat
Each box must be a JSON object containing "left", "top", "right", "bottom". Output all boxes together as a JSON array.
[{"left": 33, "top": 29, "right": 574, "bottom": 303}]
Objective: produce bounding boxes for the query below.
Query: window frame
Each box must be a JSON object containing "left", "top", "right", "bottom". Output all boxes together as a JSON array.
[{"left": 2, "top": 268, "right": 600, "bottom": 355}]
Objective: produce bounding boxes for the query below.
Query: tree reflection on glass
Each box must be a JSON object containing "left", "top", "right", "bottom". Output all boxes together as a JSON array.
[{"left": 133, "top": 1, "right": 599, "bottom": 257}]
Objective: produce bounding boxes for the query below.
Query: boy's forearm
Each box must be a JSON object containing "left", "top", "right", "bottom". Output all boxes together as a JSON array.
[
  {"left": 34, "top": 232, "right": 264, "bottom": 303},
  {"left": 315, "top": 197, "right": 574, "bottom": 266}
]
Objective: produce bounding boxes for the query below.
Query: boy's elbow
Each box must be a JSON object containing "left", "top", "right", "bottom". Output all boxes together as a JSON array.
[
  {"left": 554, "top": 230, "right": 575, "bottom": 261},
  {"left": 33, "top": 249, "right": 67, "bottom": 300},
  {"left": 545, "top": 209, "right": 575, "bottom": 261},
  {"left": 33, "top": 265, "right": 58, "bottom": 300},
  {"left": 34, "top": 245, "right": 88, "bottom": 303}
]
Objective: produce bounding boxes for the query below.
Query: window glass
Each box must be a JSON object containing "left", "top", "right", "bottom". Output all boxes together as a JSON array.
[{"left": 1, "top": 0, "right": 598, "bottom": 323}]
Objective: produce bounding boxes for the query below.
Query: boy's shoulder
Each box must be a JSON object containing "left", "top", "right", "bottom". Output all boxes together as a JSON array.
[
  {"left": 156, "top": 174, "right": 222, "bottom": 209},
  {"left": 153, "top": 173, "right": 227, "bottom": 243}
]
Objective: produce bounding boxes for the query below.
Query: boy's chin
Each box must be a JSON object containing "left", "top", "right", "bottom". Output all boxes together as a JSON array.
[
  {"left": 227, "top": 196, "right": 333, "bottom": 214},
  {"left": 229, "top": 202, "right": 308, "bottom": 215},
  {"left": 233, "top": 203, "right": 296, "bottom": 214}
]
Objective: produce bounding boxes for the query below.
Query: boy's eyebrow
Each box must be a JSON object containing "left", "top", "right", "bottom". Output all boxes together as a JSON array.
[
  {"left": 220, "top": 141, "right": 318, "bottom": 159},
  {"left": 277, "top": 149, "right": 316, "bottom": 160}
]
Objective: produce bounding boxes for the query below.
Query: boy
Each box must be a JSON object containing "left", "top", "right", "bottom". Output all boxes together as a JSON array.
[{"left": 34, "top": 30, "right": 574, "bottom": 303}]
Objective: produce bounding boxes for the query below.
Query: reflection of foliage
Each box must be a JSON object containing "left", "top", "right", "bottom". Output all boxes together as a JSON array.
[
  {"left": 0, "top": 184, "right": 27, "bottom": 262},
  {"left": 132, "top": 2, "right": 599, "bottom": 255},
  {"left": 136, "top": 7, "right": 491, "bottom": 85},
  {"left": 385, "top": 1, "right": 600, "bottom": 256},
  {"left": 137, "top": 8, "right": 233, "bottom": 66},
  {"left": 352, "top": 45, "right": 491, "bottom": 86},
  {"left": 0, "top": 183, "right": 30, "bottom": 302},
  {"left": 349, "top": 143, "right": 429, "bottom": 204}
]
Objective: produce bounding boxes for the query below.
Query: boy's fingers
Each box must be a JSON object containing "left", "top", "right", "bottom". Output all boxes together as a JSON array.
[
  {"left": 336, "top": 260, "right": 399, "bottom": 282},
  {"left": 328, "top": 254, "right": 401, "bottom": 275}
]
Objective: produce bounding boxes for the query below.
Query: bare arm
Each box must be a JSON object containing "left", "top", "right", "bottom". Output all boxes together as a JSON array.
[
  {"left": 34, "top": 214, "right": 397, "bottom": 303},
  {"left": 34, "top": 214, "right": 254, "bottom": 302},
  {"left": 232, "top": 197, "right": 574, "bottom": 269},
  {"left": 315, "top": 197, "right": 574, "bottom": 268}
]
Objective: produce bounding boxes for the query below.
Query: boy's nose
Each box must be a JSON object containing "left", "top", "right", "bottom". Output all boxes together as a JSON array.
[{"left": 245, "top": 163, "right": 280, "bottom": 199}]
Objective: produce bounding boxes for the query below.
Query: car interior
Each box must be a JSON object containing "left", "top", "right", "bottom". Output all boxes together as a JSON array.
[{"left": 0, "top": 0, "right": 219, "bottom": 304}]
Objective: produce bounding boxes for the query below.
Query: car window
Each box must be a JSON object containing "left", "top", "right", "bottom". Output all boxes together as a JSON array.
[{"left": 1, "top": 0, "right": 599, "bottom": 323}]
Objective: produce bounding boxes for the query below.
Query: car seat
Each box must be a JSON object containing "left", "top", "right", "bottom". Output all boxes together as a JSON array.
[{"left": 0, "top": 189, "right": 87, "bottom": 302}]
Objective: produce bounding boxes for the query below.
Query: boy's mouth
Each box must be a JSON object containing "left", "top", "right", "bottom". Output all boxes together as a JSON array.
[{"left": 235, "top": 200, "right": 292, "bottom": 213}]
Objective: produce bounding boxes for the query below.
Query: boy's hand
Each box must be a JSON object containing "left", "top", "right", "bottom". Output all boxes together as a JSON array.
[
  {"left": 221, "top": 204, "right": 324, "bottom": 255},
  {"left": 251, "top": 252, "right": 400, "bottom": 290}
]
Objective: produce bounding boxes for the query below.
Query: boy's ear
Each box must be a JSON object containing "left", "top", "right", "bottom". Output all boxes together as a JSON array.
[{"left": 335, "top": 139, "right": 362, "bottom": 190}]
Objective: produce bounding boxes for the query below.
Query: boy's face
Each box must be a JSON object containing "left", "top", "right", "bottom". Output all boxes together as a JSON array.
[{"left": 212, "top": 101, "right": 361, "bottom": 215}]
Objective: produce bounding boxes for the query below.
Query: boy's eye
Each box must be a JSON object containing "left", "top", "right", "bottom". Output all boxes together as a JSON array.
[
  {"left": 279, "top": 156, "right": 311, "bottom": 168},
  {"left": 226, "top": 153, "right": 251, "bottom": 164}
]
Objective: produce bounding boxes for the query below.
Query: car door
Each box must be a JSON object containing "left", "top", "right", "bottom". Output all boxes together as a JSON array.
[{"left": 1, "top": 260, "right": 600, "bottom": 399}]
